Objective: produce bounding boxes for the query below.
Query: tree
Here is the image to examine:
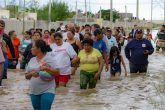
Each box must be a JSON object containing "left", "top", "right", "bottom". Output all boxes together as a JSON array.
[
  {"left": 26, "top": 0, "right": 39, "bottom": 12},
  {"left": 6, "top": 5, "right": 19, "bottom": 18},
  {"left": 37, "top": 1, "right": 75, "bottom": 21},
  {"left": 99, "top": 9, "right": 120, "bottom": 22}
]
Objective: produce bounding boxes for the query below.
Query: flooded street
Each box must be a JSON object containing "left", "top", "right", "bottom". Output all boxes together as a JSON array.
[
  {"left": 0, "top": 48, "right": 165, "bottom": 110},
  {"left": 0, "top": 30, "right": 165, "bottom": 110}
]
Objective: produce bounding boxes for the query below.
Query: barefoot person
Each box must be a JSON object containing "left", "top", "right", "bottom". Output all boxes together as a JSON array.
[
  {"left": 25, "top": 40, "right": 59, "bottom": 110},
  {"left": 108, "top": 46, "right": 127, "bottom": 80},
  {"left": 125, "top": 29, "right": 154, "bottom": 74},
  {"left": 77, "top": 38, "right": 104, "bottom": 89}
]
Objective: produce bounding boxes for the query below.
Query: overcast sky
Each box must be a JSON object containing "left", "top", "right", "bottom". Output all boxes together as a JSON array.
[{"left": 2, "top": 0, "right": 165, "bottom": 20}]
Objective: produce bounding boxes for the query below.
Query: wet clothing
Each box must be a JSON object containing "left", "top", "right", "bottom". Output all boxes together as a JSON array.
[
  {"left": 93, "top": 39, "right": 107, "bottom": 54},
  {"left": 30, "top": 93, "right": 55, "bottom": 110},
  {"left": 80, "top": 70, "right": 97, "bottom": 89},
  {"left": 50, "top": 42, "right": 77, "bottom": 75},
  {"left": 129, "top": 62, "right": 148, "bottom": 73},
  {"left": 110, "top": 56, "right": 121, "bottom": 76},
  {"left": 125, "top": 38, "right": 154, "bottom": 65},
  {"left": 78, "top": 48, "right": 102, "bottom": 73},
  {"left": 26, "top": 53, "right": 57, "bottom": 95}
]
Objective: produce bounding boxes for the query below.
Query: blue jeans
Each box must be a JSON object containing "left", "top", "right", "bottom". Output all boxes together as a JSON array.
[{"left": 30, "top": 93, "right": 55, "bottom": 110}]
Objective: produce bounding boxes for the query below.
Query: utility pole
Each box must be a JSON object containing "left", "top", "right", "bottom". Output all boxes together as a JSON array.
[
  {"left": 89, "top": 0, "right": 91, "bottom": 18},
  {"left": 85, "top": 0, "right": 87, "bottom": 23},
  {"left": 110, "top": 0, "right": 113, "bottom": 27},
  {"left": 75, "top": 0, "right": 78, "bottom": 24},
  {"left": 100, "top": 6, "right": 102, "bottom": 27},
  {"left": 23, "top": 0, "right": 25, "bottom": 33},
  {"left": 164, "top": 0, "right": 165, "bottom": 23},
  {"left": 136, "top": 0, "right": 139, "bottom": 20},
  {"left": 4, "top": 0, "right": 6, "bottom": 8},
  {"left": 125, "top": 5, "right": 128, "bottom": 32},
  {"left": 48, "top": 0, "right": 52, "bottom": 30},
  {"left": 151, "top": 0, "right": 153, "bottom": 30}
]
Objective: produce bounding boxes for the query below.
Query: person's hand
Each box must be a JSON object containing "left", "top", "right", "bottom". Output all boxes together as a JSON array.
[
  {"left": 12, "top": 61, "right": 17, "bottom": 65},
  {"left": 31, "top": 71, "right": 39, "bottom": 78},
  {"left": 144, "top": 50, "right": 149, "bottom": 55},
  {"left": 71, "top": 59, "right": 77, "bottom": 65},
  {"left": 125, "top": 70, "right": 128, "bottom": 77},
  {"left": 94, "top": 72, "right": 100, "bottom": 80},
  {"left": 105, "top": 64, "right": 109, "bottom": 72},
  {"left": 40, "top": 66, "right": 48, "bottom": 71}
]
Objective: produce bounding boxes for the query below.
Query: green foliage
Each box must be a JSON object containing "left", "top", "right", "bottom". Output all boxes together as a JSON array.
[
  {"left": 6, "top": 5, "right": 19, "bottom": 18},
  {"left": 99, "top": 9, "right": 120, "bottom": 22},
  {"left": 37, "top": 2, "right": 75, "bottom": 21}
]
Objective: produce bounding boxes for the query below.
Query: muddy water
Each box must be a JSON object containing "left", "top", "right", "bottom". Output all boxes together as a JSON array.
[{"left": 1, "top": 30, "right": 165, "bottom": 110}]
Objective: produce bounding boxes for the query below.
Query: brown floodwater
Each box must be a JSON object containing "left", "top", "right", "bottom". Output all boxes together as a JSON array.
[{"left": 0, "top": 48, "right": 165, "bottom": 110}]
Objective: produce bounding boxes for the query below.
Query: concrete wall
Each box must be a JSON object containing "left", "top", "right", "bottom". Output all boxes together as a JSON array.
[
  {"left": 3, "top": 20, "right": 152, "bottom": 35},
  {"left": 0, "top": 9, "right": 10, "bottom": 19}
]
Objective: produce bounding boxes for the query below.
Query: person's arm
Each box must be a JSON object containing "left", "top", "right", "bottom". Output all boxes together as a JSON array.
[
  {"left": 40, "top": 66, "right": 59, "bottom": 75},
  {"left": 25, "top": 71, "right": 39, "bottom": 80},
  {"left": 4, "top": 35, "right": 16, "bottom": 59},
  {"left": 0, "top": 41, "right": 7, "bottom": 55},
  {"left": 102, "top": 52, "right": 109, "bottom": 71},
  {"left": 66, "top": 43, "right": 78, "bottom": 64},
  {"left": 124, "top": 43, "right": 131, "bottom": 60},
  {"left": 145, "top": 41, "right": 154, "bottom": 55},
  {"left": 121, "top": 56, "right": 127, "bottom": 76},
  {"left": 102, "top": 41, "right": 109, "bottom": 71},
  {"left": 94, "top": 56, "right": 104, "bottom": 80},
  {"left": 76, "top": 39, "right": 82, "bottom": 50},
  {"left": 23, "top": 44, "right": 31, "bottom": 58}
]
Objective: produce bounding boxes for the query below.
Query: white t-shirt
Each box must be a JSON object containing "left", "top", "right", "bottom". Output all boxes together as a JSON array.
[
  {"left": 50, "top": 42, "right": 77, "bottom": 75},
  {"left": 62, "top": 32, "right": 80, "bottom": 41}
]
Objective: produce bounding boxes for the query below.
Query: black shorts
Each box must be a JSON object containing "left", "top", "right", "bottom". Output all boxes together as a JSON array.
[
  {"left": 110, "top": 70, "right": 121, "bottom": 76},
  {"left": 129, "top": 62, "right": 148, "bottom": 73}
]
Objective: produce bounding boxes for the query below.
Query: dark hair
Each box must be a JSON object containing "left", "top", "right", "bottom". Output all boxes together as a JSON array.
[
  {"left": 36, "top": 28, "right": 42, "bottom": 33},
  {"left": 92, "top": 24, "right": 100, "bottom": 29},
  {"left": 85, "top": 32, "right": 92, "bottom": 37},
  {"left": 54, "top": 32, "right": 63, "bottom": 38},
  {"left": 94, "top": 28, "right": 102, "bottom": 36},
  {"left": 147, "top": 28, "right": 150, "bottom": 32},
  {"left": 0, "top": 20, "right": 5, "bottom": 27},
  {"left": 24, "top": 31, "right": 30, "bottom": 35},
  {"left": 44, "top": 30, "right": 50, "bottom": 34},
  {"left": 50, "top": 31, "right": 55, "bottom": 36},
  {"left": 33, "top": 31, "right": 42, "bottom": 38},
  {"left": 34, "top": 40, "right": 52, "bottom": 54},
  {"left": 29, "top": 28, "right": 35, "bottom": 36},
  {"left": 82, "top": 38, "right": 93, "bottom": 46},
  {"left": 68, "top": 28, "right": 75, "bottom": 35},
  {"left": 85, "top": 24, "right": 90, "bottom": 27},
  {"left": 115, "top": 29, "right": 120, "bottom": 33},
  {"left": 109, "top": 46, "right": 121, "bottom": 62},
  {"left": 8, "top": 30, "right": 15, "bottom": 38},
  {"left": 50, "top": 28, "right": 56, "bottom": 33},
  {"left": 161, "top": 25, "right": 165, "bottom": 28}
]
